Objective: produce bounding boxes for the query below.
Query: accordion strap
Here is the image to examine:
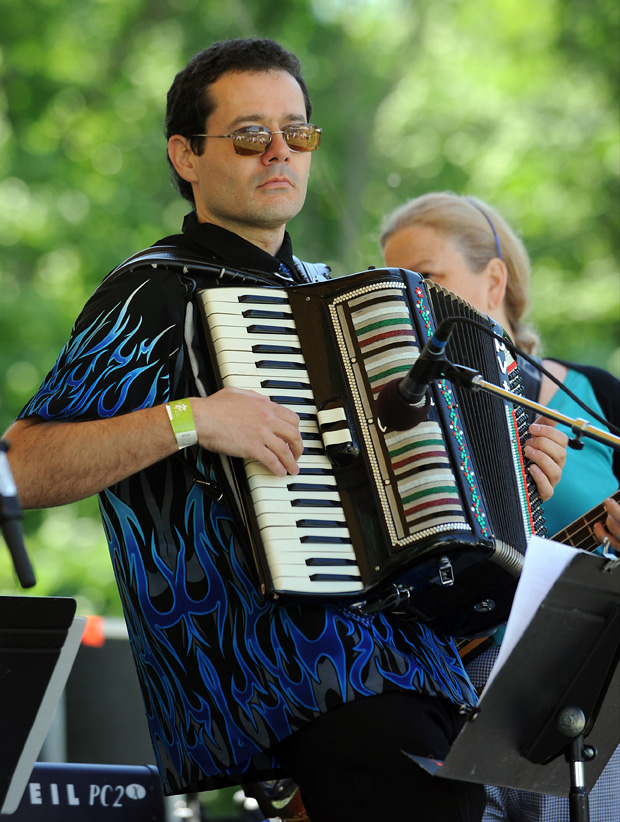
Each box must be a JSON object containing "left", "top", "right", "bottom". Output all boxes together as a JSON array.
[
  {"left": 180, "top": 295, "right": 253, "bottom": 541},
  {"left": 106, "top": 245, "right": 329, "bottom": 287}
]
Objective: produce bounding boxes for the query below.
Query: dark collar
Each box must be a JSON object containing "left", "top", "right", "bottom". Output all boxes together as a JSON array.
[{"left": 181, "top": 211, "right": 297, "bottom": 275}]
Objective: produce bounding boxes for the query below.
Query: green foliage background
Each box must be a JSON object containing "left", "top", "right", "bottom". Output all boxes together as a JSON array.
[{"left": 1, "top": 0, "right": 618, "bottom": 615}]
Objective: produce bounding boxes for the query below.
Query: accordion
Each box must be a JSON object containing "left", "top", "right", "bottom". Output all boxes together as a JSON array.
[{"left": 196, "top": 268, "right": 546, "bottom": 637}]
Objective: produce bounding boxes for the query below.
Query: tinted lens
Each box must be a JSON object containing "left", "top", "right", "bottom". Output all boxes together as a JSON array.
[
  {"left": 284, "top": 125, "right": 321, "bottom": 152},
  {"left": 232, "top": 129, "right": 272, "bottom": 156},
  {"left": 231, "top": 125, "right": 322, "bottom": 155}
]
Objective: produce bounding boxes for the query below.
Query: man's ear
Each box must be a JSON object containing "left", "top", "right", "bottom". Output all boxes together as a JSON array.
[
  {"left": 483, "top": 257, "right": 508, "bottom": 312},
  {"left": 167, "top": 135, "right": 199, "bottom": 184}
]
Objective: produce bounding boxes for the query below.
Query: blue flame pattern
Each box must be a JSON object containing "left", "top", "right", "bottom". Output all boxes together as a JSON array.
[{"left": 21, "top": 263, "right": 477, "bottom": 792}]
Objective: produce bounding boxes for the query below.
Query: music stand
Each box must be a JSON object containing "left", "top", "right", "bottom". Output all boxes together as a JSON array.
[
  {"left": 407, "top": 537, "right": 620, "bottom": 822},
  {"left": 0, "top": 596, "right": 85, "bottom": 816}
]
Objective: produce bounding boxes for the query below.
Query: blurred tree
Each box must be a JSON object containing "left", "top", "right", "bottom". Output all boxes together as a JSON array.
[
  {"left": 0, "top": 1, "right": 617, "bottom": 816},
  {"left": 1, "top": 0, "right": 618, "bottom": 606}
]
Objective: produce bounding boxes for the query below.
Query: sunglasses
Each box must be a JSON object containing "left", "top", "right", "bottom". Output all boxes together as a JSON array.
[{"left": 190, "top": 124, "right": 322, "bottom": 156}]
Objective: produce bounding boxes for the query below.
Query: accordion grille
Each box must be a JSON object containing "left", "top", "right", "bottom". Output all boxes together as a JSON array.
[{"left": 348, "top": 287, "right": 469, "bottom": 535}]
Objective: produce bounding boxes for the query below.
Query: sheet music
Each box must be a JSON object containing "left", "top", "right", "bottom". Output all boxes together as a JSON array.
[{"left": 481, "top": 536, "right": 578, "bottom": 696}]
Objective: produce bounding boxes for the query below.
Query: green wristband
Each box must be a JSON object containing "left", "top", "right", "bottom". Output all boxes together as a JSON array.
[{"left": 166, "top": 399, "right": 198, "bottom": 449}]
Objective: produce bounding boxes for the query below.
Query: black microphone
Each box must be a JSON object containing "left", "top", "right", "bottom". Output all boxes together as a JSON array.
[
  {"left": 376, "top": 319, "right": 455, "bottom": 431},
  {"left": 0, "top": 440, "right": 36, "bottom": 588}
]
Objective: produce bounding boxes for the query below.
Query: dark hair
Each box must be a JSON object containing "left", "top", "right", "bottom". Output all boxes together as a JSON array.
[{"left": 165, "top": 38, "right": 312, "bottom": 203}]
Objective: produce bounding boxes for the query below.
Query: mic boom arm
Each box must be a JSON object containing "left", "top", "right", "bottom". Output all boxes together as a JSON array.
[{"left": 446, "top": 364, "right": 620, "bottom": 454}]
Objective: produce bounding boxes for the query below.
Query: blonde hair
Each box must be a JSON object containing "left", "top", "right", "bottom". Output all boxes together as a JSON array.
[{"left": 380, "top": 192, "right": 539, "bottom": 353}]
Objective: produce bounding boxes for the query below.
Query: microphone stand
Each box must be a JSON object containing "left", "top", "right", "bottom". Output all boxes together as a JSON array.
[
  {"left": 0, "top": 440, "right": 36, "bottom": 588},
  {"left": 438, "top": 361, "right": 620, "bottom": 822},
  {"left": 443, "top": 363, "right": 620, "bottom": 453}
]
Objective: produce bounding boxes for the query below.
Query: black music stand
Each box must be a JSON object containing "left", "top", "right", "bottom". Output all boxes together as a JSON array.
[
  {"left": 0, "top": 596, "right": 85, "bottom": 816},
  {"left": 407, "top": 537, "right": 620, "bottom": 822}
]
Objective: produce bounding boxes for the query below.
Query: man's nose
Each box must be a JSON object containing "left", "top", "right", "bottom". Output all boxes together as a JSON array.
[{"left": 262, "top": 131, "right": 290, "bottom": 161}]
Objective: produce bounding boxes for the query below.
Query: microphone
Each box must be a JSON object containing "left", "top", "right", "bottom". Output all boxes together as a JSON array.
[
  {"left": 376, "top": 319, "right": 455, "bottom": 431},
  {"left": 0, "top": 440, "right": 36, "bottom": 588}
]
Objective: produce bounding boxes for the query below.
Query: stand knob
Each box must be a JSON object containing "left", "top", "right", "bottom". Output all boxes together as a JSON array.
[{"left": 556, "top": 706, "right": 586, "bottom": 739}]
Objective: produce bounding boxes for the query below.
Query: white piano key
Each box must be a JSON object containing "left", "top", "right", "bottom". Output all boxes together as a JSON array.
[
  {"left": 254, "top": 499, "right": 342, "bottom": 518},
  {"left": 247, "top": 478, "right": 336, "bottom": 497},
  {"left": 256, "top": 507, "right": 346, "bottom": 525},
  {"left": 254, "top": 525, "right": 351, "bottom": 544},
  {"left": 264, "top": 545, "right": 357, "bottom": 560},
  {"left": 245, "top": 453, "right": 332, "bottom": 477},
  {"left": 269, "top": 563, "right": 360, "bottom": 580},
  {"left": 270, "top": 574, "right": 364, "bottom": 594},
  {"left": 221, "top": 374, "right": 315, "bottom": 400},
  {"left": 265, "top": 552, "right": 358, "bottom": 572},
  {"left": 207, "top": 314, "right": 294, "bottom": 331},
  {"left": 200, "top": 288, "right": 288, "bottom": 308},
  {"left": 251, "top": 485, "right": 341, "bottom": 503},
  {"left": 213, "top": 338, "right": 302, "bottom": 357},
  {"left": 265, "top": 542, "right": 359, "bottom": 573},
  {"left": 216, "top": 350, "right": 307, "bottom": 374},
  {"left": 219, "top": 364, "right": 309, "bottom": 383},
  {"left": 210, "top": 325, "right": 301, "bottom": 346},
  {"left": 258, "top": 516, "right": 343, "bottom": 535}
]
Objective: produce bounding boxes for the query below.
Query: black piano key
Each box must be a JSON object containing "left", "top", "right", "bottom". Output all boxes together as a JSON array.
[
  {"left": 247, "top": 324, "right": 297, "bottom": 335},
  {"left": 305, "top": 558, "right": 358, "bottom": 566},
  {"left": 300, "top": 432, "right": 322, "bottom": 441},
  {"left": 298, "top": 412, "right": 318, "bottom": 422},
  {"left": 302, "top": 447, "right": 327, "bottom": 456},
  {"left": 261, "top": 379, "right": 311, "bottom": 390},
  {"left": 291, "top": 499, "right": 342, "bottom": 508},
  {"left": 300, "top": 535, "right": 352, "bottom": 544},
  {"left": 309, "top": 573, "right": 362, "bottom": 582},
  {"left": 239, "top": 294, "right": 288, "bottom": 304},
  {"left": 287, "top": 483, "right": 338, "bottom": 492},
  {"left": 256, "top": 360, "right": 307, "bottom": 370},
  {"left": 242, "top": 309, "right": 294, "bottom": 320},
  {"left": 296, "top": 519, "right": 349, "bottom": 529},
  {"left": 298, "top": 467, "right": 333, "bottom": 476},
  {"left": 252, "top": 344, "right": 303, "bottom": 355},
  {"left": 270, "top": 395, "right": 316, "bottom": 406}
]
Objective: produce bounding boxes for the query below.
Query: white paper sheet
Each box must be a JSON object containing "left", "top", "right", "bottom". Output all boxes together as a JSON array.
[{"left": 481, "top": 536, "right": 578, "bottom": 696}]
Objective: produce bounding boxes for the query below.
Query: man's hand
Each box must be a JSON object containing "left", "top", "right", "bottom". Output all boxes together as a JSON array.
[
  {"left": 4, "top": 387, "right": 305, "bottom": 510},
  {"left": 193, "top": 387, "right": 303, "bottom": 477},
  {"left": 524, "top": 417, "right": 568, "bottom": 501}
]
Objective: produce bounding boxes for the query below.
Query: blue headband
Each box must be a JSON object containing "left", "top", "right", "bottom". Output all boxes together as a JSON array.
[{"left": 465, "top": 198, "right": 503, "bottom": 260}]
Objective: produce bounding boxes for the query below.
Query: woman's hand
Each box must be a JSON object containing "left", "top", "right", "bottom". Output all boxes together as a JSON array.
[
  {"left": 525, "top": 417, "right": 568, "bottom": 501},
  {"left": 593, "top": 495, "right": 620, "bottom": 553}
]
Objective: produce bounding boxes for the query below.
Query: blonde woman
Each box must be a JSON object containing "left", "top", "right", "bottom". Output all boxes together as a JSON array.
[{"left": 381, "top": 191, "right": 620, "bottom": 822}]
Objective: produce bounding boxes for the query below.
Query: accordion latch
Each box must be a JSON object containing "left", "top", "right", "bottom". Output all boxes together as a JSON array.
[{"left": 437, "top": 556, "right": 455, "bottom": 587}]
